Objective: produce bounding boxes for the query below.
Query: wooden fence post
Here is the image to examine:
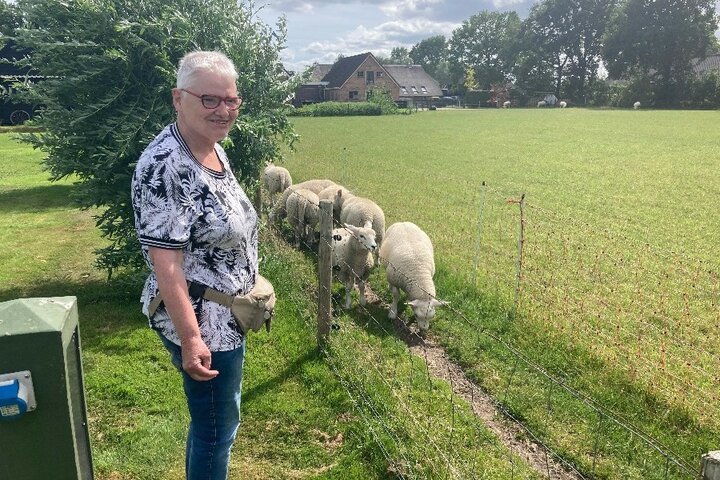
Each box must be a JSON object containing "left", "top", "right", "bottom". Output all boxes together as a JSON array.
[
  {"left": 254, "top": 182, "right": 262, "bottom": 215},
  {"left": 317, "top": 200, "right": 333, "bottom": 346},
  {"left": 701, "top": 451, "right": 720, "bottom": 480},
  {"left": 509, "top": 193, "right": 526, "bottom": 319}
]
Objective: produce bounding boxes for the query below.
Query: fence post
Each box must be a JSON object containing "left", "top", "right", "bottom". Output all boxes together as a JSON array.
[
  {"left": 472, "top": 181, "right": 487, "bottom": 286},
  {"left": 254, "top": 182, "right": 262, "bottom": 215},
  {"left": 317, "top": 199, "right": 333, "bottom": 346},
  {"left": 701, "top": 451, "right": 720, "bottom": 480},
  {"left": 510, "top": 193, "right": 526, "bottom": 319}
]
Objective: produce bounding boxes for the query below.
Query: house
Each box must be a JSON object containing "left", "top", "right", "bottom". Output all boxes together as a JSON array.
[
  {"left": 382, "top": 64, "right": 443, "bottom": 108},
  {"left": 292, "top": 52, "right": 401, "bottom": 106}
]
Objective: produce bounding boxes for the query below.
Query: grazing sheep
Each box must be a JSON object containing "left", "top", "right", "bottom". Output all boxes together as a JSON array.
[
  {"left": 286, "top": 189, "right": 320, "bottom": 248},
  {"left": 537, "top": 100, "right": 547, "bottom": 108},
  {"left": 263, "top": 165, "right": 292, "bottom": 208},
  {"left": 633, "top": 101, "right": 641, "bottom": 110},
  {"left": 339, "top": 195, "right": 385, "bottom": 251},
  {"left": 318, "top": 185, "right": 354, "bottom": 219},
  {"left": 559, "top": 101, "right": 567, "bottom": 108},
  {"left": 273, "top": 178, "right": 336, "bottom": 222},
  {"left": 332, "top": 224, "right": 377, "bottom": 308},
  {"left": 379, "top": 222, "right": 445, "bottom": 333},
  {"left": 503, "top": 101, "right": 511, "bottom": 108}
]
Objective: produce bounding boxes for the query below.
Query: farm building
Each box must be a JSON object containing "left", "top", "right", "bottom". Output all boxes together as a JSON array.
[{"left": 292, "top": 52, "right": 441, "bottom": 108}]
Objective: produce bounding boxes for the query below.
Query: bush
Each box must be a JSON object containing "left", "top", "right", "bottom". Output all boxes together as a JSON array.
[
  {"left": 680, "top": 72, "right": 720, "bottom": 108},
  {"left": 289, "top": 101, "right": 382, "bottom": 117},
  {"left": 607, "top": 74, "right": 655, "bottom": 108},
  {"left": 11, "top": 0, "right": 299, "bottom": 272},
  {"left": 464, "top": 90, "right": 492, "bottom": 107}
]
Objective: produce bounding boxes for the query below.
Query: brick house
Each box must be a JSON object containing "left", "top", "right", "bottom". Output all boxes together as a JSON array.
[
  {"left": 382, "top": 64, "right": 443, "bottom": 108},
  {"left": 293, "top": 52, "right": 400, "bottom": 106}
]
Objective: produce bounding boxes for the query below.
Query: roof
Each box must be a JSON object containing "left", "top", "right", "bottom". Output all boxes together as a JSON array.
[
  {"left": 322, "top": 52, "right": 374, "bottom": 88},
  {"left": 308, "top": 63, "right": 332, "bottom": 83},
  {"left": 382, "top": 65, "right": 443, "bottom": 97},
  {"left": 693, "top": 53, "right": 720, "bottom": 76}
]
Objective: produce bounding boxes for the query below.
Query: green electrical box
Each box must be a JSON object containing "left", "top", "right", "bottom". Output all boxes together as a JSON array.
[{"left": 0, "top": 296, "right": 93, "bottom": 479}]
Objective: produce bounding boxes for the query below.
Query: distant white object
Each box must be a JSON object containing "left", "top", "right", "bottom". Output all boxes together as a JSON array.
[
  {"left": 537, "top": 100, "right": 547, "bottom": 108},
  {"left": 544, "top": 94, "right": 558, "bottom": 105},
  {"left": 503, "top": 100, "right": 511, "bottom": 108},
  {"left": 559, "top": 101, "right": 567, "bottom": 108},
  {"left": 633, "top": 101, "right": 641, "bottom": 110}
]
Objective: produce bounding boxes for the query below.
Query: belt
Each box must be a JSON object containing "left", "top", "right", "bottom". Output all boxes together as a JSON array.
[{"left": 147, "top": 281, "right": 239, "bottom": 317}]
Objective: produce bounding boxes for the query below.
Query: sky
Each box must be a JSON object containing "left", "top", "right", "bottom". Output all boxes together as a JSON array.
[
  {"left": 254, "top": 0, "right": 538, "bottom": 72},
  {"left": 255, "top": 0, "right": 720, "bottom": 74}
]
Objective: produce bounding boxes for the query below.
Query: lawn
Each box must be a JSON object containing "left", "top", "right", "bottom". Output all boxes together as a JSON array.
[
  {"left": 281, "top": 108, "right": 720, "bottom": 479},
  {"left": 0, "top": 132, "right": 539, "bottom": 479}
]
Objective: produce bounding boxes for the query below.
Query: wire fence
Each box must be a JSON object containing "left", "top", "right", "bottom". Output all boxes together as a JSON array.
[{"left": 260, "top": 181, "right": 717, "bottom": 479}]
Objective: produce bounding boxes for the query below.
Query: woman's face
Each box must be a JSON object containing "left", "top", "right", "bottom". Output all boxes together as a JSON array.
[{"left": 173, "top": 70, "right": 240, "bottom": 145}]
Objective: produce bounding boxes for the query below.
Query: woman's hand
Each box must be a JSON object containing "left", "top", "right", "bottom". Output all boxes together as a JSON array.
[{"left": 150, "top": 247, "right": 219, "bottom": 381}]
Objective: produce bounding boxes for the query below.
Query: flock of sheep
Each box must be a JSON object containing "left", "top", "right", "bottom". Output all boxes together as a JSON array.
[
  {"left": 263, "top": 165, "right": 445, "bottom": 334},
  {"left": 502, "top": 100, "right": 642, "bottom": 109}
]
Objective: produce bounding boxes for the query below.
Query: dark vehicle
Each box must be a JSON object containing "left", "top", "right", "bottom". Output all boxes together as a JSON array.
[{"left": 0, "top": 41, "right": 40, "bottom": 125}]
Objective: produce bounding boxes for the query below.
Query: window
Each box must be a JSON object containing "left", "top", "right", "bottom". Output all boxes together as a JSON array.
[
  {"left": 377, "top": 71, "right": 383, "bottom": 77},
  {"left": 366, "top": 71, "right": 375, "bottom": 84},
  {"left": 357, "top": 71, "right": 364, "bottom": 77},
  {"left": 420, "top": 86, "right": 427, "bottom": 94},
  {"left": 400, "top": 86, "right": 408, "bottom": 95},
  {"left": 411, "top": 86, "right": 418, "bottom": 94},
  {"left": 349, "top": 91, "right": 359, "bottom": 100}
]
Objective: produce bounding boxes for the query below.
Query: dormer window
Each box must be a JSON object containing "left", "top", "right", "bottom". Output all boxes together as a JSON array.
[{"left": 420, "top": 86, "right": 427, "bottom": 94}]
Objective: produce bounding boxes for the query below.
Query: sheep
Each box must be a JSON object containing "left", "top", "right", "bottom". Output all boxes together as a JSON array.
[
  {"left": 332, "top": 224, "right": 377, "bottom": 309},
  {"left": 379, "top": 222, "right": 446, "bottom": 334},
  {"left": 272, "top": 178, "right": 336, "bottom": 222},
  {"left": 502, "top": 100, "right": 511, "bottom": 108},
  {"left": 339, "top": 195, "right": 385, "bottom": 253},
  {"left": 285, "top": 188, "right": 320, "bottom": 248},
  {"left": 559, "top": 101, "right": 567, "bottom": 108},
  {"left": 633, "top": 101, "right": 641, "bottom": 110},
  {"left": 537, "top": 100, "right": 547, "bottom": 108},
  {"left": 318, "top": 184, "right": 354, "bottom": 220},
  {"left": 263, "top": 165, "right": 292, "bottom": 209}
]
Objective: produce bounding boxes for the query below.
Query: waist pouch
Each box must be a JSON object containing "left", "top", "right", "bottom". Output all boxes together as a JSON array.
[{"left": 148, "top": 275, "right": 276, "bottom": 335}]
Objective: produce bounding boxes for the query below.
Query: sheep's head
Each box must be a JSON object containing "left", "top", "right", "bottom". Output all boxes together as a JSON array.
[
  {"left": 344, "top": 223, "right": 377, "bottom": 251},
  {"left": 408, "top": 298, "right": 446, "bottom": 333}
]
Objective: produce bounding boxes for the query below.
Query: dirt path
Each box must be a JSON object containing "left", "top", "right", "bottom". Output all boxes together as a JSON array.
[{"left": 387, "top": 313, "right": 582, "bottom": 480}]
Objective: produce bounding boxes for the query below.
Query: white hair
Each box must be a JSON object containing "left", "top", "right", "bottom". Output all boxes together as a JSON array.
[{"left": 176, "top": 51, "right": 238, "bottom": 89}]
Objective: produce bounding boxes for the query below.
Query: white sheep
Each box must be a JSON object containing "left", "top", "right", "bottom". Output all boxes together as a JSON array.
[
  {"left": 332, "top": 224, "right": 377, "bottom": 309},
  {"left": 286, "top": 188, "right": 319, "bottom": 248},
  {"left": 537, "top": 100, "right": 546, "bottom": 108},
  {"left": 273, "top": 178, "right": 336, "bottom": 222},
  {"left": 263, "top": 165, "right": 292, "bottom": 209},
  {"left": 502, "top": 101, "right": 511, "bottom": 108},
  {"left": 559, "top": 101, "right": 567, "bottom": 108},
  {"left": 339, "top": 195, "right": 385, "bottom": 251},
  {"left": 633, "top": 101, "right": 641, "bottom": 110},
  {"left": 379, "top": 222, "right": 446, "bottom": 333},
  {"left": 318, "top": 184, "right": 354, "bottom": 220}
]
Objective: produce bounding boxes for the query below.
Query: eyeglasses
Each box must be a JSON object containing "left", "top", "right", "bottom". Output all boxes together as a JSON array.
[{"left": 181, "top": 89, "right": 243, "bottom": 110}]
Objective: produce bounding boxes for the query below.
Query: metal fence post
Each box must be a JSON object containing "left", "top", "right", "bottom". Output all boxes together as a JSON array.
[{"left": 317, "top": 199, "right": 333, "bottom": 346}]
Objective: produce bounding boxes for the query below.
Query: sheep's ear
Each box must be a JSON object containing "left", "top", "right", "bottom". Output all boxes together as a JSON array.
[
  {"left": 430, "top": 299, "right": 446, "bottom": 308},
  {"left": 407, "top": 299, "right": 422, "bottom": 308}
]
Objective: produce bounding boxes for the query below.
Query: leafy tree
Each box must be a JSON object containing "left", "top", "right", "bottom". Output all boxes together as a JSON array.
[
  {"left": 463, "top": 67, "right": 479, "bottom": 90},
  {"left": 603, "top": 0, "right": 718, "bottom": 105},
  {"left": 11, "top": 0, "right": 300, "bottom": 272},
  {"left": 409, "top": 35, "right": 446, "bottom": 75},
  {"left": 448, "top": 11, "right": 521, "bottom": 91},
  {"left": 0, "top": 0, "right": 20, "bottom": 39},
  {"left": 518, "top": 0, "right": 617, "bottom": 102},
  {"left": 389, "top": 46, "right": 412, "bottom": 65}
]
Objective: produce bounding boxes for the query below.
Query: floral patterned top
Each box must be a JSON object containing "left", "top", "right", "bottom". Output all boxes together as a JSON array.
[{"left": 131, "top": 123, "right": 258, "bottom": 351}]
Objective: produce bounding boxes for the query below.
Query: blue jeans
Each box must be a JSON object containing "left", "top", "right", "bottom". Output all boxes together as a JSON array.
[{"left": 158, "top": 333, "right": 245, "bottom": 480}]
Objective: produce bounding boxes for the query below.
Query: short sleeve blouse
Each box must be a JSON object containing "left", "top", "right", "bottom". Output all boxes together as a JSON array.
[{"left": 131, "top": 123, "right": 258, "bottom": 351}]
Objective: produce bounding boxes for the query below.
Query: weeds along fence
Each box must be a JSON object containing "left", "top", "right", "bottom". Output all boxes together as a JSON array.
[{"left": 262, "top": 186, "right": 718, "bottom": 480}]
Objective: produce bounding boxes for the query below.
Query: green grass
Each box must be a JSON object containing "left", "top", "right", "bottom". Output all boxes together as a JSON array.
[
  {"left": 0, "top": 133, "right": 539, "bottom": 479},
  {"left": 280, "top": 108, "right": 720, "bottom": 479}
]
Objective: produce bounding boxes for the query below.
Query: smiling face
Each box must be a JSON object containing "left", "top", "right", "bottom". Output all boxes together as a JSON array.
[{"left": 172, "top": 70, "right": 239, "bottom": 147}]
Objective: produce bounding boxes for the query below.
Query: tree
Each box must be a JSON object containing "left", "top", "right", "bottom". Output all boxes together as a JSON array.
[
  {"left": 603, "top": 0, "right": 718, "bottom": 105},
  {"left": 389, "top": 46, "right": 412, "bottom": 65},
  {"left": 518, "top": 0, "right": 617, "bottom": 102},
  {"left": 409, "top": 35, "right": 447, "bottom": 75},
  {"left": 11, "top": 0, "right": 300, "bottom": 272}
]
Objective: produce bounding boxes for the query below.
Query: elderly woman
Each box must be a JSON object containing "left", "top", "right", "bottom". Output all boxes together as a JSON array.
[{"left": 131, "top": 51, "right": 256, "bottom": 479}]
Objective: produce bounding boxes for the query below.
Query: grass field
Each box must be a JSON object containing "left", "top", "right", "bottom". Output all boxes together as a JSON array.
[
  {"left": 0, "top": 132, "right": 539, "bottom": 479},
  {"left": 281, "top": 108, "right": 720, "bottom": 479}
]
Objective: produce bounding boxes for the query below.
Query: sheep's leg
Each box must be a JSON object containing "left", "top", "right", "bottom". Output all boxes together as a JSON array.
[
  {"left": 388, "top": 286, "right": 399, "bottom": 319},
  {"left": 358, "top": 280, "right": 367, "bottom": 306},
  {"left": 344, "top": 280, "right": 354, "bottom": 309}
]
